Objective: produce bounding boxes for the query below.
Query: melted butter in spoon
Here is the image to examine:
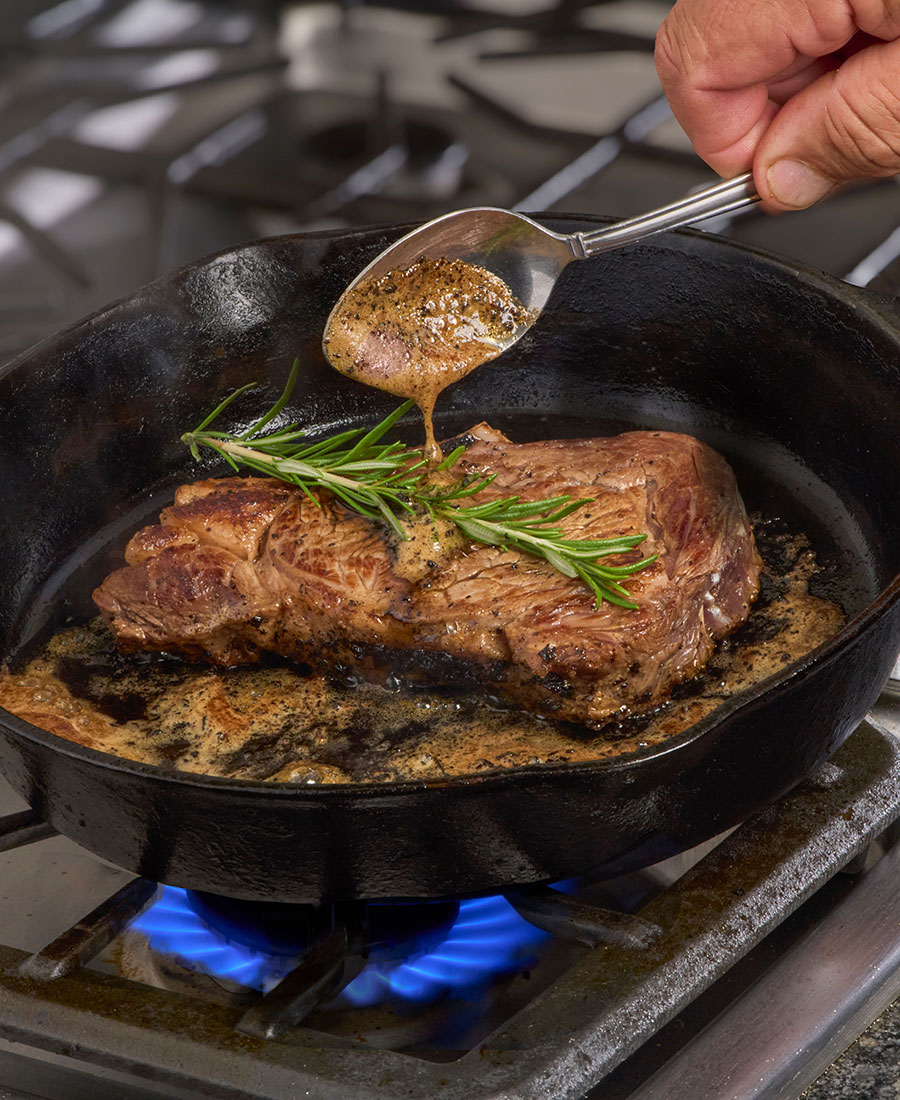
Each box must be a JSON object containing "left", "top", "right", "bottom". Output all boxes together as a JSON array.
[{"left": 324, "top": 256, "right": 531, "bottom": 461}]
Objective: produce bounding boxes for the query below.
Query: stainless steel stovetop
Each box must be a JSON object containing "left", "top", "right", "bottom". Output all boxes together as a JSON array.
[{"left": 2, "top": 2, "right": 900, "bottom": 1099}]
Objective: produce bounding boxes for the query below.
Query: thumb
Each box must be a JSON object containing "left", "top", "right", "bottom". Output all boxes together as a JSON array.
[{"left": 756, "top": 37, "right": 900, "bottom": 211}]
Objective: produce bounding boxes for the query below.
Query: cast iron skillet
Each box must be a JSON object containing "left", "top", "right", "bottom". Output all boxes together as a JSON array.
[{"left": 1, "top": 215, "right": 900, "bottom": 904}]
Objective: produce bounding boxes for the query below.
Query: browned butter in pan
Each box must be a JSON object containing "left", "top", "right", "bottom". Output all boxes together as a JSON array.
[
  {"left": 0, "top": 518, "right": 844, "bottom": 785},
  {"left": 323, "top": 256, "right": 531, "bottom": 460}
]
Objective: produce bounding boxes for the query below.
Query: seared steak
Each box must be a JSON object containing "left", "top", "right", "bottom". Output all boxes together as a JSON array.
[{"left": 93, "top": 425, "right": 761, "bottom": 726}]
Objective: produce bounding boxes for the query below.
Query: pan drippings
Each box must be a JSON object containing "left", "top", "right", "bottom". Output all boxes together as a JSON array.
[
  {"left": 0, "top": 517, "right": 843, "bottom": 785},
  {"left": 323, "top": 256, "right": 531, "bottom": 460}
]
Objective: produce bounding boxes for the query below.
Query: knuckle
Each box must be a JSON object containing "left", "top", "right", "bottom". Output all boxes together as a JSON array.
[
  {"left": 654, "top": 7, "right": 711, "bottom": 87},
  {"left": 823, "top": 72, "right": 900, "bottom": 173},
  {"left": 801, "top": 0, "right": 858, "bottom": 51},
  {"left": 653, "top": 18, "right": 687, "bottom": 84},
  {"left": 849, "top": 0, "right": 900, "bottom": 38}
]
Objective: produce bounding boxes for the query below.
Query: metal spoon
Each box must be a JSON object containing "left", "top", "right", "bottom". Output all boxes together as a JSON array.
[{"left": 322, "top": 172, "right": 759, "bottom": 363}]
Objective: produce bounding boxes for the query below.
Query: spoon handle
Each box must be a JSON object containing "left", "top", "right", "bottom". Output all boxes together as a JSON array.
[{"left": 574, "top": 172, "right": 760, "bottom": 258}]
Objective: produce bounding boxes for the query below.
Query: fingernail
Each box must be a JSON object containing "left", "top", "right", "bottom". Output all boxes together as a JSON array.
[{"left": 766, "top": 159, "right": 836, "bottom": 208}]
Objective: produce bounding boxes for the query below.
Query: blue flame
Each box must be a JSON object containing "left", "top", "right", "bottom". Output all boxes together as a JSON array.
[
  {"left": 131, "top": 888, "right": 549, "bottom": 1006},
  {"left": 131, "top": 887, "right": 299, "bottom": 991},
  {"left": 338, "top": 894, "right": 549, "bottom": 1007}
]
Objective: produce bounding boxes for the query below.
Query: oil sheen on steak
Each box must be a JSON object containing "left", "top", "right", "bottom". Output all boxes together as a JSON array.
[{"left": 93, "top": 425, "right": 761, "bottom": 727}]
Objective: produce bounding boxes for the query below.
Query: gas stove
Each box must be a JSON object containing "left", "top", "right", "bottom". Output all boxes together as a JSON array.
[{"left": 2, "top": 2, "right": 900, "bottom": 1098}]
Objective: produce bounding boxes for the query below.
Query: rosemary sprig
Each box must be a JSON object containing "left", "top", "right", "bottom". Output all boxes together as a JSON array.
[{"left": 181, "top": 362, "right": 657, "bottom": 608}]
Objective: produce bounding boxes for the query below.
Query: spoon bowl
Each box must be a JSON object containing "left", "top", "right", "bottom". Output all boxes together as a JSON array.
[
  {"left": 335, "top": 207, "right": 578, "bottom": 318},
  {"left": 322, "top": 173, "right": 759, "bottom": 366}
]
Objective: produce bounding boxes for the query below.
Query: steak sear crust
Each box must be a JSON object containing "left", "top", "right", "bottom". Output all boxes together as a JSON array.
[{"left": 93, "top": 425, "right": 761, "bottom": 726}]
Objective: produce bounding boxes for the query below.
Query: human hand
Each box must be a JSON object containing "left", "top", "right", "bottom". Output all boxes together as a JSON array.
[{"left": 654, "top": 0, "right": 900, "bottom": 211}]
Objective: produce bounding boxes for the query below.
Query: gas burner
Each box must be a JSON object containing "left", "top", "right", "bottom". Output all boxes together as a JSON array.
[
  {"left": 179, "top": 88, "right": 514, "bottom": 223},
  {"left": 306, "top": 116, "right": 456, "bottom": 169},
  {"left": 303, "top": 110, "right": 470, "bottom": 207},
  {"left": 186, "top": 889, "right": 338, "bottom": 957},
  {"left": 126, "top": 884, "right": 549, "bottom": 1021},
  {"left": 185, "top": 888, "right": 464, "bottom": 977}
]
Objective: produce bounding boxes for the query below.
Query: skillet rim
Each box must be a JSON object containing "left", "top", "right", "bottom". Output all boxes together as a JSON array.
[{"left": 1, "top": 218, "right": 899, "bottom": 797}]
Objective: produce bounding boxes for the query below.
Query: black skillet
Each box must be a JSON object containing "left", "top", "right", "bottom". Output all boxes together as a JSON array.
[{"left": 1, "top": 215, "right": 900, "bottom": 904}]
